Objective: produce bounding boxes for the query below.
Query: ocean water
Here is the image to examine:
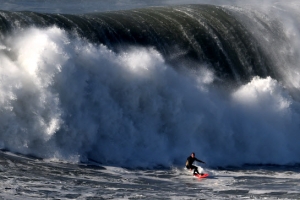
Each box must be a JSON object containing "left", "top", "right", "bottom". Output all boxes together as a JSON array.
[
  {"left": 1, "top": 150, "right": 300, "bottom": 199},
  {"left": 0, "top": 0, "right": 300, "bottom": 199}
]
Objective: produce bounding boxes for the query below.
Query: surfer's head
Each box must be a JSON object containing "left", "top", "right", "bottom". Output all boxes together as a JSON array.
[{"left": 191, "top": 152, "right": 195, "bottom": 157}]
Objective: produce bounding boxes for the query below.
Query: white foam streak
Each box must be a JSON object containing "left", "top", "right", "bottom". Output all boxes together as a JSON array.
[
  {"left": 0, "top": 27, "right": 63, "bottom": 155},
  {"left": 233, "top": 76, "right": 291, "bottom": 111}
]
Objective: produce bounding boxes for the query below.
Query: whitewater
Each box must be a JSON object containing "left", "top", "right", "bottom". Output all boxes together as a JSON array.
[{"left": 0, "top": 0, "right": 300, "bottom": 199}]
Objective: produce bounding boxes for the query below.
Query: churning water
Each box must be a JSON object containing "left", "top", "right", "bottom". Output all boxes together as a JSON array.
[{"left": 0, "top": 0, "right": 300, "bottom": 199}]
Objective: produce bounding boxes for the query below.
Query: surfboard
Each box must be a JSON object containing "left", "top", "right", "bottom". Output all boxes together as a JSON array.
[{"left": 194, "top": 173, "right": 209, "bottom": 178}]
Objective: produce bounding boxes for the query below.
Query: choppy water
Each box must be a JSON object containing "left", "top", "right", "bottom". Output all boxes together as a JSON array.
[{"left": 0, "top": 151, "right": 299, "bottom": 199}]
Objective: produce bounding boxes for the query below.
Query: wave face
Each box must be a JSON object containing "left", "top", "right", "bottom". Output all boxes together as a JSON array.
[
  {"left": 0, "top": 4, "right": 300, "bottom": 167},
  {"left": 0, "top": 5, "right": 289, "bottom": 82}
]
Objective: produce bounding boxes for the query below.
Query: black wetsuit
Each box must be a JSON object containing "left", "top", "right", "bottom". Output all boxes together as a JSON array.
[{"left": 185, "top": 156, "right": 205, "bottom": 175}]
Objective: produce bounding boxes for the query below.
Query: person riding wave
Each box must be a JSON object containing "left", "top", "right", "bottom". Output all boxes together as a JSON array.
[{"left": 186, "top": 152, "right": 205, "bottom": 175}]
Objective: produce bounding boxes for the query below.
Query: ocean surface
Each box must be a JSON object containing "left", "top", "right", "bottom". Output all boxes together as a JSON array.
[{"left": 0, "top": 0, "right": 300, "bottom": 199}]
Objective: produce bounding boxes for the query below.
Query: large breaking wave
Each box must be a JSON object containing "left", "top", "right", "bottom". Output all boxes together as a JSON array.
[{"left": 0, "top": 4, "right": 300, "bottom": 167}]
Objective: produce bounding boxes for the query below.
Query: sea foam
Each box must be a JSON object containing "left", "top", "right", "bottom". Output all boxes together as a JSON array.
[{"left": 0, "top": 26, "right": 299, "bottom": 167}]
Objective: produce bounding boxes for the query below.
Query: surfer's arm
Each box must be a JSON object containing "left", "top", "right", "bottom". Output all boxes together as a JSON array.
[{"left": 196, "top": 158, "right": 205, "bottom": 164}]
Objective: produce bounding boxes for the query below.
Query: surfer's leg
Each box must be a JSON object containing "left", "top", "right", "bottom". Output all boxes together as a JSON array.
[
  {"left": 192, "top": 165, "right": 204, "bottom": 175},
  {"left": 191, "top": 165, "right": 198, "bottom": 175},
  {"left": 189, "top": 165, "right": 203, "bottom": 175},
  {"left": 194, "top": 166, "right": 199, "bottom": 174}
]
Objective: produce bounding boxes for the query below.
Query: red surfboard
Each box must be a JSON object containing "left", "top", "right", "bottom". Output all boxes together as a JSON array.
[{"left": 194, "top": 173, "right": 209, "bottom": 178}]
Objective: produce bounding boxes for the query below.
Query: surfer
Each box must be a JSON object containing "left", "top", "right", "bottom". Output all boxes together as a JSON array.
[{"left": 186, "top": 152, "right": 205, "bottom": 175}]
